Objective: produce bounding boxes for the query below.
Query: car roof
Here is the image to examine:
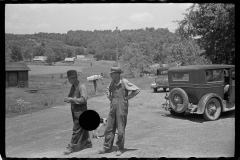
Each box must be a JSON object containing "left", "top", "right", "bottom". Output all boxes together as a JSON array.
[{"left": 169, "top": 65, "right": 235, "bottom": 72}]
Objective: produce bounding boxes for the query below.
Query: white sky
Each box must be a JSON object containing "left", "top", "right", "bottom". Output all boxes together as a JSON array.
[{"left": 5, "top": 3, "right": 192, "bottom": 34}]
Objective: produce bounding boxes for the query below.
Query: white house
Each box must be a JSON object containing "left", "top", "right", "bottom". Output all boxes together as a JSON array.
[
  {"left": 33, "top": 56, "right": 47, "bottom": 62},
  {"left": 64, "top": 57, "right": 75, "bottom": 64},
  {"left": 77, "top": 55, "right": 85, "bottom": 60}
]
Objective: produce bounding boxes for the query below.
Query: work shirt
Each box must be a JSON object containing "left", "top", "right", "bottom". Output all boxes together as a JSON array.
[
  {"left": 68, "top": 81, "right": 88, "bottom": 109},
  {"left": 106, "top": 78, "right": 140, "bottom": 101}
]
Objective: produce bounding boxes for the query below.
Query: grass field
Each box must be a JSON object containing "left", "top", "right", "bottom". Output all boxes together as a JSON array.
[
  {"left": 28, "top": 65, "right": 85, "bottom": 75},
  {"left": 6, "top": 59, "right": 155, "bottom": 118}
]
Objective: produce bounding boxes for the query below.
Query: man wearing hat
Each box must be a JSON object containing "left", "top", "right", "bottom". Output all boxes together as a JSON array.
[
  {"left": 98, "top": 66, "right": 140, "bottom": 156},
  {"left": 63, "top": 70, "right": 92, "bottom": 155}
]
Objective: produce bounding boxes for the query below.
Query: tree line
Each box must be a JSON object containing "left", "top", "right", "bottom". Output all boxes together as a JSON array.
[
  {"left": 5, "top": 28, "right": 209, "bottom": 63},
  {"left": 5, "top": 3, "right": 234, "bottom": 77}
]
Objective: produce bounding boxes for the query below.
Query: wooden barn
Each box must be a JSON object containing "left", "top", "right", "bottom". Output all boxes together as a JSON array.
[{"left": 5, "top": 62, "right": 31, "bottom": 88}]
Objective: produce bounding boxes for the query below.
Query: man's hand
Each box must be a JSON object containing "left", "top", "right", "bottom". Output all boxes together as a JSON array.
[{"left": 64, "top": 97, "right": 72, "bottom": 103}]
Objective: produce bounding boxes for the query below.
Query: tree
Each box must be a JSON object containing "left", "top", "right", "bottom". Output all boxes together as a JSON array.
[
  {"left": 10, "top": 44, "right": 23, "bottom": 62},
  {"left": 52, "top": 46, "right": 66, "bottom": 62},
  {"left": 66, "top": 47, "right": 73, "bottom": 58},
  {"left": 120, "top": 43, "right": 152, "bottom": 78},
  {"left": 5, "top": 47, "right": 12, "bottom": 62},
  {"left": 162, "top": 39, "right": 211, "bottom": 65},
  {"left": 22, "top": 47, "right": 33, "bottom": 61},
  {"left": 176, "top": 3, "right": 235, "bottom": 64},
  {"left": 75, "top": 47, "right": 85, "bottom": 55},
  {"left": 33, "top": 46, "right": 45, "bottom": 56},
  {"left": 45, "top": 48, "right": 56, "bottom": 63}
]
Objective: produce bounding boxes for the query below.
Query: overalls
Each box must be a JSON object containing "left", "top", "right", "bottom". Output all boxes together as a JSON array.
[
  {"left": 103, "top": 81, "right": 128, "bottom": 150},
  {"left": 68, "top": 83, "right": 92, "bottom": 149}
]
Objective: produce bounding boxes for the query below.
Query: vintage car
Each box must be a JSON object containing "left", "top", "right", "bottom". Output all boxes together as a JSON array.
[
  {"left": 162, "top": 65, "right": 235, "bottom": 121},
  {"left": 151, "top": 67, "right": 169, "bottom": 92}
]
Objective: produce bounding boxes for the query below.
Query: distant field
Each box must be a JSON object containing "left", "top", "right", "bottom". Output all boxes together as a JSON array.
[
  {"left": 7, "top": 59, "right": 155, "bottom": 118},
  {"left": 28, "top": 65, "right": 85, "bottom": 75},
  {"left": 6, "top": 60, "right": 115, "bottom": 117},
  {"left": 26, "top": 59, "right": 116, "bottom": 75}
]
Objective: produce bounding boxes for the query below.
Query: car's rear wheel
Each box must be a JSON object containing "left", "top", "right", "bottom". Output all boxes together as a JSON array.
[
  {"left": 153, "top": 88, "right": 157, "bottom": 93},
  {"left": 203, "top": 98, "right": 221, "bottom": 121},
  {"left": 169, "top": 88, "right": 189, "bottom": 113}
]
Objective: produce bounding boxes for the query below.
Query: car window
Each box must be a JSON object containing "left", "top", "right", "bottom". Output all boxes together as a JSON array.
[
  {"left": 206, "top": 69, "right": 223, "bottom": 82},
  {"left": 172, "top": 72, "right": 189, "bottom": 81}
]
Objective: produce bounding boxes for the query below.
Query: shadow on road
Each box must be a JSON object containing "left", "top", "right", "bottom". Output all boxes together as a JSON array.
[
  {"left": 152, "top": 90, "right": 169, "bottom": 93},
  {"left": 111, "top": 146, "right": 138, "bottom": 153},
  {"left": 220, "top": 110, "right": 235, "bottom": 118},
  {"left": 162, "top": 110, "right": 235, "bottom": 123},
  {"left": 162, "top": 113, "right": 205, "bottom": 123}
]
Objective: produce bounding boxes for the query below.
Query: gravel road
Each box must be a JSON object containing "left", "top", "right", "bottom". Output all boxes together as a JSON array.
[{"left": 6, "top": 89, "right": 235, "bottom": 158}]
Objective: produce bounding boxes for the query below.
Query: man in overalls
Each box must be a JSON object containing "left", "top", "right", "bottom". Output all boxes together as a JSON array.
[
  {"left": 63, "top": 70, "right": 92, "bottom": 155},
  {"left": 98, "top": 66, "right": 140, "bottom": 156}
]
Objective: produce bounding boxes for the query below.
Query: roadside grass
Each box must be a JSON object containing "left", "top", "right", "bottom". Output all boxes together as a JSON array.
[{"left": 6, "top": 60, "right": 157, "bottom": 118}]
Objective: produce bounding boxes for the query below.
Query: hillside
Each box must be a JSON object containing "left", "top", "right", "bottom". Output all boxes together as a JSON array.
[{"left": 5, "top": 28, "right": 211, "bottom": 78}]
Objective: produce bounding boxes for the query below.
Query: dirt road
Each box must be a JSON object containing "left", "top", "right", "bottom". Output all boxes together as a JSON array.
[{"left": 6, "top": 89, "right": 235, "bottom": 158}]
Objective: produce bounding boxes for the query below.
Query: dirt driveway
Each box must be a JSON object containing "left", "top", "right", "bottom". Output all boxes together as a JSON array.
[{"left": 5, "top": 89, "right": 235, "bottom": 158}]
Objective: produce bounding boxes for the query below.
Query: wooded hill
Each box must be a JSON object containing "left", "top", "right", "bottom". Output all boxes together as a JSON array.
[
  {"left": 6, "top": 3, "right": 235, "bottom": 68},
  {"left": 5, "top": 28, "right": 210, "bottom": 64},
  {"left": 5, "top": 4, "right": 234, "bottom": 78}
]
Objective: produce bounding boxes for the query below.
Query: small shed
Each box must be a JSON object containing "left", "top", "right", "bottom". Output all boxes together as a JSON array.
[
  {"left": 64, "top": 57, "right": 75, "bottom": 64},
  {"left": 5, "top": 62, "right": 31, "bottom": 88},
  {"left": 33, "top": 56, "right": 47, "bottom": 62}
]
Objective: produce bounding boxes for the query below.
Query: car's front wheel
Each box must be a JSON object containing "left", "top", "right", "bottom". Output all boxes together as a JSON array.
[{"left": 203, "top": 98, "right": 221, "bottom": 121}]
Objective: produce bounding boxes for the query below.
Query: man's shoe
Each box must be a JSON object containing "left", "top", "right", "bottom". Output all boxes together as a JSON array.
[
  {"left": 116, "top": 150, "right": 123, "bottom": 156},
  {"left": 81, "top": 143, "right": 92, "bottom": 149},
  {"left": 98, "top": 148, "right": 111, "bottom": 154},
  {"left": 63, "top": 147, "right": 74, "bottom": 155},
  {"left": 66, "top": 144, "right": 73, "bottom": 148}
]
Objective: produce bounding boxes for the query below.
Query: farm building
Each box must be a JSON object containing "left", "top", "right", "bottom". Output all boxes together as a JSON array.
[
  {"left": 5, "top": 62, "right": 31, "bottom": 88},
  {"left": 33, "top": 56, "right": 47, "bottom": 62},
  {"left": 64, "top": 57, "right": 75, "bottom": 64}
]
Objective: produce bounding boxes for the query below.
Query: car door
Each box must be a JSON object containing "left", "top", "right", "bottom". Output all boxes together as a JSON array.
[{"left": 228, "top": 68, "right": 235, "bottom": 103}]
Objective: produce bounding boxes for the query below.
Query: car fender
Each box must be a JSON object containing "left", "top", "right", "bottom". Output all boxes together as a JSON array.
[{"left": 196, "top": 93, "right": 223, "bottom": 114}]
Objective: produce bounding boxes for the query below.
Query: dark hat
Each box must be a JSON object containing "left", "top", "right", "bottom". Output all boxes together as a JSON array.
[
  {"left": 110, "top": 66, "right": 123, "bottom": 74},
  {"left": 66, "top": 70, "right": 78, "bottom": 78}
]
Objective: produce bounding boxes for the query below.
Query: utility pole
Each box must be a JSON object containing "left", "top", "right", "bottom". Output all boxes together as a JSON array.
[{"left": 116, "top": 26, "right": 119, "bottom": 66}]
